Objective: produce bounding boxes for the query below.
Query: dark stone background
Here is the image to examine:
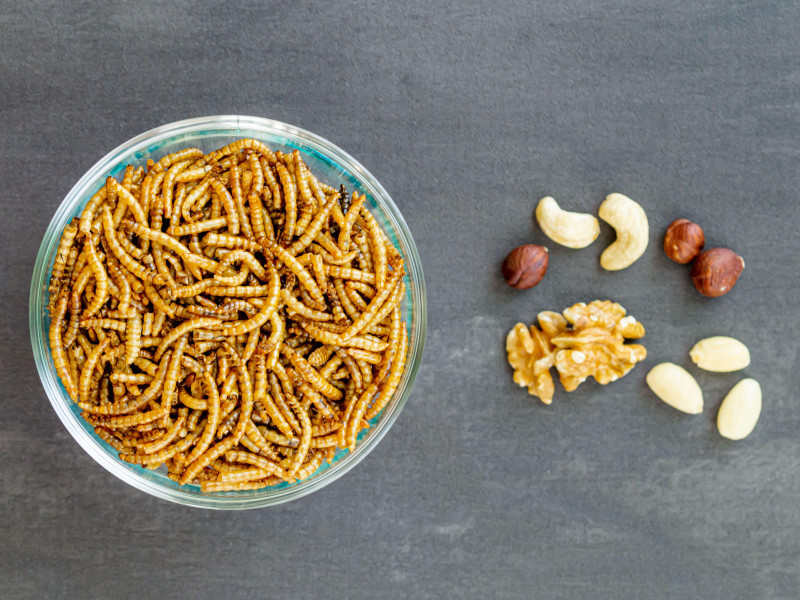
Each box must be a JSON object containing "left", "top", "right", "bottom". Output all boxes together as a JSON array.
[{"left": 2, "top": 1, "right": 798, "bottom": 598}]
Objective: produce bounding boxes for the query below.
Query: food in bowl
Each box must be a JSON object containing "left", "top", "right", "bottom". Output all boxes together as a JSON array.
[{"left": 47, "top": 139, "right": 408, "bottom": 491}]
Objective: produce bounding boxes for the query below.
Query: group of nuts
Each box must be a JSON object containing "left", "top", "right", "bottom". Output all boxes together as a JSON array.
[
  {"left": 502, "top": 192, "right": 649, "bottom": 289},
  {"left": 502, "top": 190, "right": 760, "bottom": 442},
  {"left": 646, "top": 337, "right": 761, "bottom": 440},
  {"left": 663, "top": 219, "right": 744, "bottom": 297}
]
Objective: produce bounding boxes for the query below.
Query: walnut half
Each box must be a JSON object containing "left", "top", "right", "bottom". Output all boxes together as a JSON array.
[{"left": 506, "top": 300, "right": 646, "bottom": 404}]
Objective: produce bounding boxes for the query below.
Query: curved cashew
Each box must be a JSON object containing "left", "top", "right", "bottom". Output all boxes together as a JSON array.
[
  {"left": 598, "top": 193, "right": 649, "bottom": 271},
  {"left": 535, "top": 196, "right": 600, "bottom": 249}
]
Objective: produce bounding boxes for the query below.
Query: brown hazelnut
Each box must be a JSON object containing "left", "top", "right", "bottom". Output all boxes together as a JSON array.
[
  {"left": 502, "top": 244, "right": 549, "bottom": 289},
  {"left": 690, "top": 248, "right": 744, "bottom": 297},
  {"left": 663, "top": 219, "right": 705, "bottom": 264}
]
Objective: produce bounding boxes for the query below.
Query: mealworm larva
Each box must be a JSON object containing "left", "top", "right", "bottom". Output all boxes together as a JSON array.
[
  {"left": 49, "top": 290, "right": 78, "bottom": 400},
  {"left": 338, "top": 193, "right": 365, "bottom": 252},
  {"left": 275, "top": 162, "right": 297, "bottom": 244},
  {"left": 106, "top": 259, "right": 131, "bottom": 317},
  {"left": 364, "top": 327, "right": 408, "bottom": 422},
  {"left": 109, "top": 372, "right": 152, "bottom": 386},
  {"left": 161, "top": 159, "right": 193, "bottom": 219},
  {"left": 166, "top": 217, "right": 228, "bottom": 237},
  {"left": 82, "top": 240, "right": 109, "bottom": 318},
  {"left": 286, "top": 396, "right": 312, "bottom": 479},
  {"left": 268, "top": 371, "right": 301, "bottom": 434},
  {"left": 346, "top": 348, "right": 383, "bottom": 365},
  {"left": 169, "top": 279, "right": 215, "bottom": 299},
  {"left": 325, "top": 265, "right": 376, "bottom": 285},
  {"left": 184, "top": 372, "right": 221, "bottom": 465},
  {"left": 203, "top": 233, "right": 263, "bottom": 252},
  {"left": 229, "top": 159, "right": 254, "bottom": 240},
  {"left": 225, "top": 450, "right": 287, "bottom": 479},
  {"left": 80, "top": 318, "right": 127, "bottom": 331},
  {"left": 149, "top": 147, "right": 204, "bottom": 175},
  {"left": 175, "top": 166, "right": 212, "bottom": 183},
  {"left": 161, "top": 335, "right": 188, "bottom": 413},
  {"left": 49, "top": 222, "right": 79, "bottom": 305},
  {"left": 207, "top": 176, "right": 240, "bottom": 236}
]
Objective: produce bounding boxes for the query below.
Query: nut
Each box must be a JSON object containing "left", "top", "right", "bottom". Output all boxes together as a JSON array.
[
  {"left": 535, "top": 196, "right": 600, "bottom": 249},
  {"left": 646, "top": 362, "right": 704, "bottom": 414},
  {"left": 506, "top": 301, "right": 646, "bottom": 403},
  {"left": 689, "top": 336, "right": 750, "bottom": 372},
  {"left": 502, "top": 244, "right": 549, "bottom": 289},
  {"left": 663, "top": 219, "right": 705, "bottom": 264},
  {"left": 598, "top": 193, "right": 649, "bottom": 271},
  {"left": 717, "top": 378, "right": 762, "bottom": 440},
  {"left": 690, "top": 248, "right": 744, "bottom": 297}
]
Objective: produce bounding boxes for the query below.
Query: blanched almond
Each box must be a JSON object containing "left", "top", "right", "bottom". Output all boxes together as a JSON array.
[
  {"left": 717, "top": 378, "right": 762, "bottom": 440},
  {"left": 689, "top": 336, "right": 750, "bottom": 372},
  {"left": 646, "top": 362, "right": 704, "bottom": 414}
]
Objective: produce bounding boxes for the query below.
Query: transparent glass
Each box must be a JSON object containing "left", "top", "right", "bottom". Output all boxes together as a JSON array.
[{"left": 30, "top": 116, "right": 426, "bottom": 509}]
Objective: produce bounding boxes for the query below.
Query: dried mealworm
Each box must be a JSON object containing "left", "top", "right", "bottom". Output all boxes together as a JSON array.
[
  {"left": 338, "top": 193, "right": 365, "bottom": 252},
  {"left": 47, "top": 139, "right": 410, "bottom": 488}
]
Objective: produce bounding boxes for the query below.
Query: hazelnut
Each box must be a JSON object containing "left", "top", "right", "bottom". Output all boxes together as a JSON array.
[
  {"left": 663, "top": 219, "right": 705, "bottom": 264},
  {"left": 502, "top": 244, "right": 549, "bottom": 289},
  {"left": 690, "top": 248, "right": 744, "bottom": 297}
]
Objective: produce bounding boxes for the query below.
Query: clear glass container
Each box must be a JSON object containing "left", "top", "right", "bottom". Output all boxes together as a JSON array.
[{"left": 30, "top": 116, "right": 426, "bottom": 509}]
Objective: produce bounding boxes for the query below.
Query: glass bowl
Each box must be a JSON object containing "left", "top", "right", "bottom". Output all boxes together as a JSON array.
[{"left": 30, "top": 116, "right": 426, "bottom": 509}]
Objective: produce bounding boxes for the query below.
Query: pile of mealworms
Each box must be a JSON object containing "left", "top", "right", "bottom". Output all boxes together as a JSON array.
[{"left": 47, "top": 139, "right": 408, "bottom": 491}]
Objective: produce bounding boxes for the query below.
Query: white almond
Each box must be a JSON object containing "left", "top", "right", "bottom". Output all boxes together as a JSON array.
[
  {"left": 689, "top": 336, "right": 750, "bottom": 372},
  {"left": 717, "top": 378, "right": 762, "bottom": 441},
  {"left": 646, "top": 362, "right": 704, "bottom": 414}
]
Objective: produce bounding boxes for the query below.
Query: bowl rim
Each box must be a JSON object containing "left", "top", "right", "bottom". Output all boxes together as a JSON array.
[{"left": 30, "top": 115, "right": 426, "bottom": 509}]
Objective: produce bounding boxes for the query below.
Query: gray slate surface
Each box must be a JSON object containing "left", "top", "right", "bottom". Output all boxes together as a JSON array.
[{"left": 2, "top": 1, "right": 799, "bottom": 598}]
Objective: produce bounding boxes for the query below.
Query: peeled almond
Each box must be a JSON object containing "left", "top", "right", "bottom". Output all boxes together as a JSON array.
[
  {"left": 689, "top": 336, "right": 750, "bottom": 372},
  {"left": 717, "top": 378, "right": 762, "bottom": 441},
  {"left": 646, "top": 362, "right": 703, "bottom": 414}
]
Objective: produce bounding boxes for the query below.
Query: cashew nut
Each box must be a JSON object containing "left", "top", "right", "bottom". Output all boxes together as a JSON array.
[
  {"left": 535, "top": 196, "right": 600, "bottom": 249},
  {"left": 598, "top": 193, "right": 649, "bottom": 271}
]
